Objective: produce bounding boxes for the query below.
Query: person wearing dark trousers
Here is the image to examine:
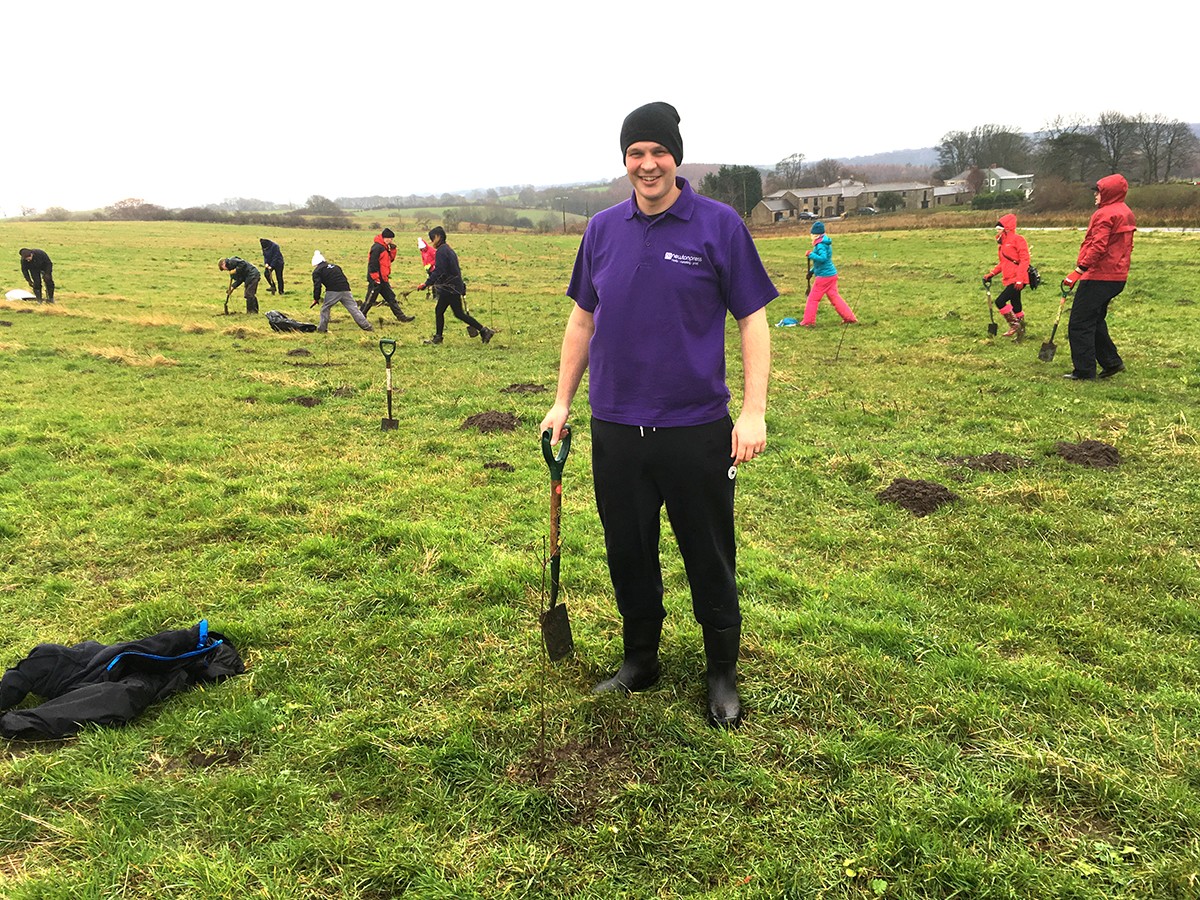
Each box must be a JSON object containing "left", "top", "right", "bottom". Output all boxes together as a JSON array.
[
  {"left": 983, "top": 213, "right": 1030, "bottom": 339},
  {"left": 218, "top": 256, "right": 260, "bottom": 313},
  {"left": 360, "top": 228, "right": 414, "bottom": 323},
  {"left": 310, "top": 250, "right": 373, "bottom": 333},
  {"left": 19, "top": 249, "right": 54, "bottom": 301},
  {"left": 1061, "top": 174, "right": 1136, "bottom": 380},
  {"left": 539, "top": 101, "right": 776, "bottom": 728},
  {"left": 260, "top": 238, "right": 285, "bottom": 294},
  {"left": 416, "top": 226, "right": 494, "bottom": 344}
]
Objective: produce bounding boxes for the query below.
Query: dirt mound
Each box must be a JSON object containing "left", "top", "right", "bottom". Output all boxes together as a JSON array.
[
  {"left": 0, "top": 321, "right": 11, "bottom": 327},
  {"left": 461, "top": 411, "right": 520, "bottom": 433},
  {"left": 500, "top": 383, "right": 547, "bottom": 394},
  {"left": 940, "top": 452, "right": 1032, "bottom": 473},
  {"left": 1056, "top": 440, "right": 1120, "bottom": 468},
  {"left": 287, "top": 348, "right": 312, "bottom": 357},
  {"left": 484, "top": 461, "right": 515, "bottom": 471},
  {"left": 877, "top": 478, "right": 959, "bottom": 517},
  {"left": 289, "top": 396, "right": 322, "bottom": 408}
]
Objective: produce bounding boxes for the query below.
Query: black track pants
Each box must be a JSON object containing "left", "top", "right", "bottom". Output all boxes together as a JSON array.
[
  {"left": 433, "top": 289, "right": 482, "bottom": 335},
  {"left": 1067, "top": 279, "right": 1125, "bottom": 377},
  {"left": 591, "top": 416, "right": 740, "bottom": 629},
  {"left": 995, "top": 284, "right": 1023, "bottom": 315}
]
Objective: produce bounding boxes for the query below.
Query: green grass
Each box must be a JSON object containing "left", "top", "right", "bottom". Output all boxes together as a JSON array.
[{"left": 1, "top": 220, "right": 1199, "bottom": 898}]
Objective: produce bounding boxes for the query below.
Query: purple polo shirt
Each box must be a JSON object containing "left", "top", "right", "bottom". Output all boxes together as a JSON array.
[{"left": 567, "top": 178, "right": 777, "bottom": 427}]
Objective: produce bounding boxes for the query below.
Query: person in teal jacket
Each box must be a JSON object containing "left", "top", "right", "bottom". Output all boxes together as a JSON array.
[{"left": 801, "top": 221, "right": 856, "bottom": 326}]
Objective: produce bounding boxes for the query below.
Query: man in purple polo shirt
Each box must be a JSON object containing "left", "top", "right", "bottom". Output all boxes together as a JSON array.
[{"left": 539, "top": 101, "right": 775, "bottom": 728}]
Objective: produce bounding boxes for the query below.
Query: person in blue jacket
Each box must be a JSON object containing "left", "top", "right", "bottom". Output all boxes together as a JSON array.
[
  {"left": 801, "top": 221, "right": 856, "bottom": 326},
  {"left": 260, "top": 238, "right": 285, "bottom": 294}
]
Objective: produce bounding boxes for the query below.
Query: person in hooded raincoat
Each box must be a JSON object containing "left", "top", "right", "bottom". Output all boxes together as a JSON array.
[
  {"left": 1060, "top": 174, "right": 1136, "bottom": 380},
  {"left": 983, "top": 213, "right": 1031, "bottom": 339}
]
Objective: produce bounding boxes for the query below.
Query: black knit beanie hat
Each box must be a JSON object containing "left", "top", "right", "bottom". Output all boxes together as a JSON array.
[
  {"left": 620, "top": 102, "right": 683, "bottom": 165},
  {"left": 381, "top": 228, "right": 395, "bottom": 239}
]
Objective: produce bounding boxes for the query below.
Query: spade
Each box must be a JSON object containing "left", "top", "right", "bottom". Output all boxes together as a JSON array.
[
  {"left": 984, "top": 283, "right": 998, "bottom": 336},
  {"left": 379, "top": 339, "right": 399, "bottom": 429},
  {"left": 1038, "top": 290, "right": 1069, "bottom": 363},
  {"left": 540, "top": 425, "right": 574, "bottom": 661}
]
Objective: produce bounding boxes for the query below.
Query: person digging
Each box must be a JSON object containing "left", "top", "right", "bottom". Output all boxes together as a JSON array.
[
  {"left": 218, "top": 256, "right": 260, "bottom": 314},
  {"left": 415, "top": 226, "right": 494, "bottom": 345}
]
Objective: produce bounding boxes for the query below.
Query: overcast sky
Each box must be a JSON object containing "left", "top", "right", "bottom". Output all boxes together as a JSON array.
[{"left": 4, "top": 0, "right": 1194, "bottom": 215}]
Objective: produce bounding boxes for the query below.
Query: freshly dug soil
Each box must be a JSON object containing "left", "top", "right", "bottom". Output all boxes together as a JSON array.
[
  {"left": 877, "top": 478, "right": 959, "bottom": 517},
  {"left": 461, "top": 411, "right": 520, "bottom": 433},
  {"left": 287, "top": 348, "right": 312, "bottom": 357},
  {"left": 1056, "top": 440, "right": 1120, "bottom": 468},
  {"left": 0, "top": 321, "right": 11, "bottom": 327},
  {"left": 484, "top": 461, "right": 515, "bottom": 471},
  {"left": 940, "top": 452, "right": 1032, "bottom": 473},
  {"left": 290, "top": 396, "right": 322, "bottom": 408},
  {"left": 500, "top": 383, "right": 547, "bottom": 394}
]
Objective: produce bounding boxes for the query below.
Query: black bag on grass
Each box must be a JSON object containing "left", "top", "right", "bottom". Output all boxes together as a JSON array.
[
  {"left": 1026, "top": 264, "right": 1042, "bottom": 289},
  {"left": 266, "top": 310, "right": 317, "bottom": 333}
]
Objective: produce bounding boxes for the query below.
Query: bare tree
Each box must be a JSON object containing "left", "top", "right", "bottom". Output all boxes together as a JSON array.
[
  {"left": 1163, "top": 120, "right": 1200, "bottom": 181},
  {"left": 936, "top": 130, "right": 973, "bottom": 178},
  {"left": 939, "top": 125, "right": 1031, "bottom": 178},
  {"left": 1093, "top": 111, "right": 1138, "bottom": 175},
  {"left": 1133, "top": 113, "right": 1174, "bottom": 183},
  {"left": 808, "top": 158, "right": 845, "bottom": 187},
  {"left": 772, "top": 153, "right": 806, "bottom": 189},
  {"left": 1036, "top": 116, "right": 1106, "bottom": 183}
]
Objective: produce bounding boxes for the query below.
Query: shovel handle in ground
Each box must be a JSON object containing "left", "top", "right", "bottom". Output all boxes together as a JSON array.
[
  {"left": 541, "top": 424, "right": 571, "bottom": 603},
  {"left": 379, "top": 339, "right": 398, "bottom": 423}
]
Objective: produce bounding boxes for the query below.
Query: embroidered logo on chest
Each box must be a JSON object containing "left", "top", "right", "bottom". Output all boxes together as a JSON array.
[{"left": 663, "top": 251, "right": 703, "bottom": 267}]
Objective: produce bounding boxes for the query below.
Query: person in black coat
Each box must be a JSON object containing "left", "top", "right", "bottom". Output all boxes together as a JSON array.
[
  {"left": 19, "top": 248, "right": 54, "bottom": 301},
  {"left": 415, "top": 227, "right": 494, "bottom": 345},
  {"left": 218, "top": 256, "right": 260, "bottom": 313},
  {"left": 260, "top": 238, "right": 285, "bottom": 294},
  {"left": 310, "top": 250, "right": 373, "bottom": 332}
]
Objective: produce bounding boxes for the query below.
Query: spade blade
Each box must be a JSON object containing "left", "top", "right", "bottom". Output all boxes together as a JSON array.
[
  {"left": 541, "top": 601, "right": 574, "bottom": 661},
  {"left": 1038, "top": 339, "right": 1057, "bottom": 362}
]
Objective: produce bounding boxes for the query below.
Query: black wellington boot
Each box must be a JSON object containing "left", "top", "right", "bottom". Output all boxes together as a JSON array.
[
  {"left": 703, "top": 623, "right": 743, "bottom": 728},
  {"left": 593, "top": 617, "right": 662, "bottom": 694}
]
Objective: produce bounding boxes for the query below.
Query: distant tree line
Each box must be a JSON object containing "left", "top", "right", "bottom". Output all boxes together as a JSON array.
[
  {"left": 936, "top": 113, "right": 1199, "bottom": 186},
  {"left": 38, "top": 195, "right": 358, "bottom": 229}
]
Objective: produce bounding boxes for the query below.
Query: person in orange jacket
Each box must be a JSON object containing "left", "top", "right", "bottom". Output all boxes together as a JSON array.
[
  {"left": 983, "top": 213, "right": 1030, "bottom": 339},
  {"left": 360, "top": 228, "right": 415, "bottom": 322},
  {"left": 1060, "top": 174, "right": 1136, "bottom": 380}
]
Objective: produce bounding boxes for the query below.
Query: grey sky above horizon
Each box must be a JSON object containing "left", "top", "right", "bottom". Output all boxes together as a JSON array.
[{"left": 4, "top": 0, "right": 1193, "bottom": 215}]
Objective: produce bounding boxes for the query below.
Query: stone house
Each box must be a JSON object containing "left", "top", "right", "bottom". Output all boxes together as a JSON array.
[
  {"left": 947, "top": 166, "right": 1035, "bottom": 198},
  {"left": 749, "top": 179, "right": 937, "bottom": 225}
]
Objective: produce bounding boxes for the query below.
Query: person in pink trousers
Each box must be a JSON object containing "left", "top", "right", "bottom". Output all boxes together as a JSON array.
[{"left": 802, "top": 221, "right": 856, "bottom": 326}]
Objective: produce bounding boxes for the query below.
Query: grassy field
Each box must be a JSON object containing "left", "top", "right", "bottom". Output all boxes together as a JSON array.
[{"left": 1, "top": 220, "right": 1198, "bottom": 899}]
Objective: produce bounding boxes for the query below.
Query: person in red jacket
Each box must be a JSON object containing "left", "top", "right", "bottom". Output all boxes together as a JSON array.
[
  {"left": 360, "top": 228, "right": 415, "bottom": 323},
  {"left": 1061, "top": 174, "right": 1136, "bottom": 380},
  {"left": 983, "top": 213, "right": 1030, "bottom": 339}
]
